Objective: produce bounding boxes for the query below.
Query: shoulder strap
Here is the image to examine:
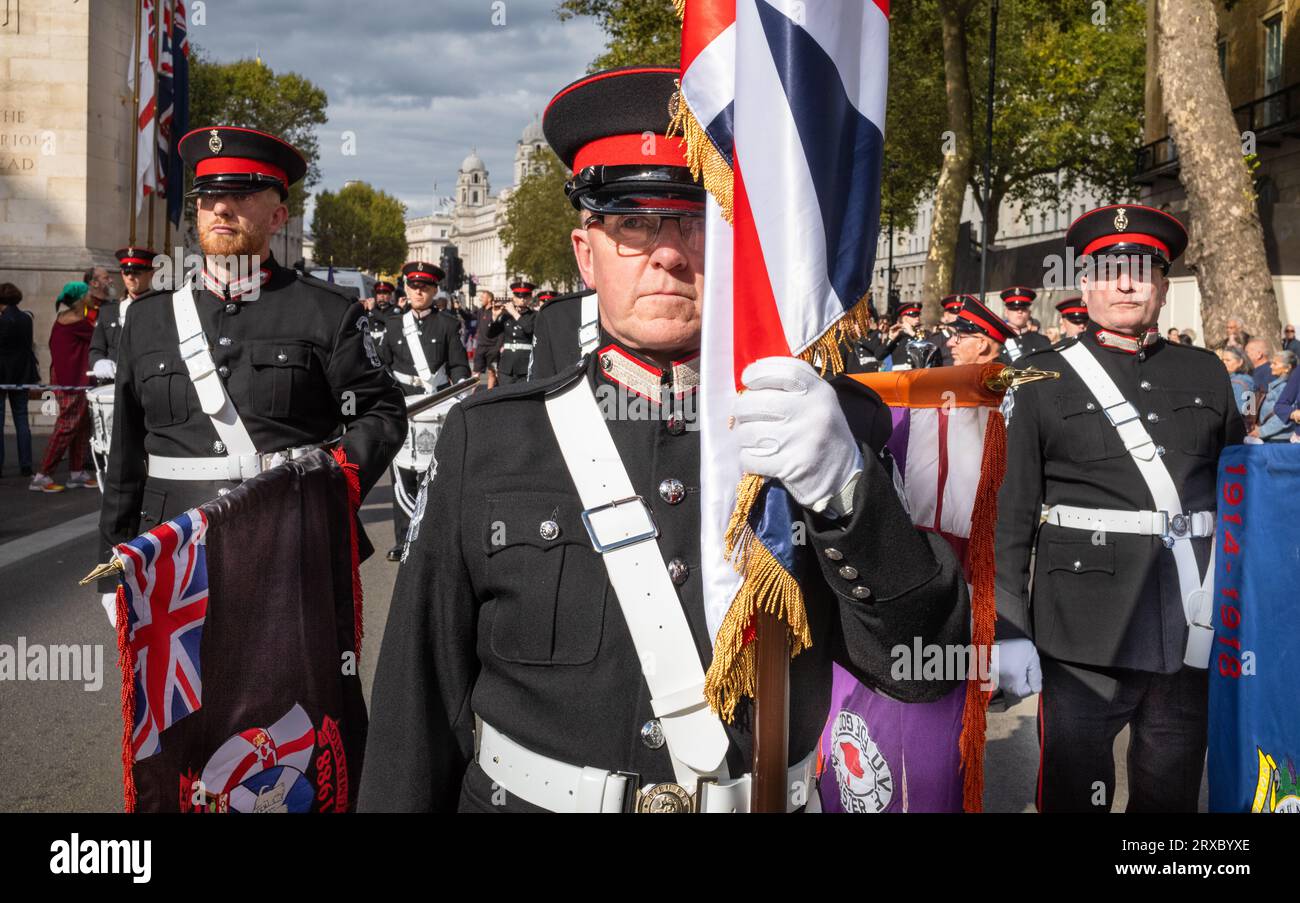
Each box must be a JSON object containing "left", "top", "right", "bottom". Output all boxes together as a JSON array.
[
  {"left": 172, "top": 282, "right": 258, "bottom": 457},
  {"left": 119, "top": 298, "right": 132, "bottom": 326},
  {"left": 579, "top": 293, "right": 600, "bottom": 356},
  {"left": 544, "top": 375, "right": 730, "bottom": 784},
  {"left": 401, "top": 311, "right": 446, "bottom": 390},
  {"left": 1057, "top": 341, "right": 1214, "bottom": 667}
]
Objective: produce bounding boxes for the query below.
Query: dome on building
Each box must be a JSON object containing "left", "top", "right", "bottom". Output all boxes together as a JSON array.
[
  {"left": 520, "top": 117, "right": 545, "bottom": 146},
  {"left": 460, "top": 149, "right": 486, "bottom": 173}
]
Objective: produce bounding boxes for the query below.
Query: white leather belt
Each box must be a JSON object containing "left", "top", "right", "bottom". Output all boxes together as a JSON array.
[
  {"left": 392, "top": 370, "right": 424, "bottom": 387},
  {"left": 501, "top": 342, "right": 532, "bottom": 352},
  {"left": 148, "top": 444, "right": 324, "bottom": 482},
  {"left": 1046, "top": 505, "right": 1215, "bottom": 540},
  {"left": 478, "top": 722, "right": 817, "bottom": 813}
]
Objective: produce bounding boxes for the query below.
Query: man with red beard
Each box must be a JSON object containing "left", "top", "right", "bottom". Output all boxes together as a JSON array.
[{"left": 97, "top": 126, "right": 407, "bottom": 610}]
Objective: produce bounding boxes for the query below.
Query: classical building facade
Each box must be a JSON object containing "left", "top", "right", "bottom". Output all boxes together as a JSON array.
[{"left": 403, "top": 118, "right": 548, "bottom": 297}]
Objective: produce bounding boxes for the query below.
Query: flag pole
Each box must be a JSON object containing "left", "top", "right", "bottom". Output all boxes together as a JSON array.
[
  {"left": 127, "top": 0, "right": 143, "bottom": 245},
  {"left": 751, "top": 611, "right": 791, "bottom": 812},
  {"left": 147, "top": 0, "right": 162, "bottom": 250}
]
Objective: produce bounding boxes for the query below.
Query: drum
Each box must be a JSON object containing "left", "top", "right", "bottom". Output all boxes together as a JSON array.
[
  {"left": 393, "top": 392, "right": 461, "bottom": 471},
  {"left": 87, "top": 385, "right": 115, "bottom": 493}
]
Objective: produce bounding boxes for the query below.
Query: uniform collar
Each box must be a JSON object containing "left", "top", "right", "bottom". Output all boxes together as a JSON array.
[
  {"left": 596, "top": 341, "right": 700, "bottom": 403},
  {"left": 200, "top": 255, "right": 276, "bottom": 301},
  {"left": 1085, "top": 321, "right": 1161, "bottom": 355}
]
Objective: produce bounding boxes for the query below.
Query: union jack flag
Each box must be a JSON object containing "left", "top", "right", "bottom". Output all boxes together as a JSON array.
[
  {"left": 117, "top": 509, "right": 210, "bottom": 761},
  {"left": 676, "top": 0, "right": 889, "bottom": 719}
]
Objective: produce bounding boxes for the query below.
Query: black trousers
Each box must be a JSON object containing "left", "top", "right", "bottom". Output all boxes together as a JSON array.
[
  {"left": 390, "top": 462, "right": 423, "bottom": 549},
  {"left": 1037, "top": 655, "right": 1207, "bottom": 813}
]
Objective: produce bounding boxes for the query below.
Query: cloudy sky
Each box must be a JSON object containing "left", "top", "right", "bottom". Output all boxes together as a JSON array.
[{"left": 193, "top": 0, "right": 606, "bottom": 220}]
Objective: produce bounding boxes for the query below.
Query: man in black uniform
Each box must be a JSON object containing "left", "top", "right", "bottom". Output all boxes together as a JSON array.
[
  {"left": 997, "top": 286, "right": 1052, "bottom": 364},
  {"left": 994, "top": 204, "right": 1245, "bottom": 812},
  {"left": 488, "top": 280, "right": 537, "bottom": 385},
  {"left": 380, "top": 261, "right": 470, "bottom": 561},
  {"left": 98, "top": 126, "right": 407, "bottom": 613},
  {"left": 1055, "top": 295, "right": 1088, "bottom": 341},
  {"left": 90, "top": 247, "right": 161, "bottom": 380},
  {"left": 359, "top": 66, "right": 968, "bottom": 813},
  {"left": 944, "top": 294, "right": 1016, "bottom": 365},
  {"left": 359, "top": 277, "right": 396, "bottom": 350},
  {"left": 881, "top": 301, "right": 941, "bottom": 370},
  {"left": 528, "top": 287, "right": 599, "bottom": 381},
  {"left": 935, "top": 294, "right": 964, "bottom": 366}
]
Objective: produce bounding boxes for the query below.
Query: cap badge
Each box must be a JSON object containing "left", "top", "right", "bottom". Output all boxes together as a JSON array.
[
  {"left": 1113, "top": 207, "right": 1128, "bottom": 232},
  {"left": 208, "top": 129, "right": 223, "bottom": 154}
]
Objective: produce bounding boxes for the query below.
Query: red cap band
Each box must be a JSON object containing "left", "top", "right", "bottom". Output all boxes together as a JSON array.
[
  {"left": 573, "top": 133, "right": 689, "bottom": 173},
  {"left": 195, "top": 156, "right": 288, "bottom": 187},
  {"left": 1082, "top": 232, "right": 1170, "bottom": 259}
]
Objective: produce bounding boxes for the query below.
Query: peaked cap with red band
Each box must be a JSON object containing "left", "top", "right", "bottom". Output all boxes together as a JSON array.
[
  {"left": 1065, "top": 204, "right": 1187, "bottom": 268},
  {"left": 1055, "top": 296, "right": 1088, "bottom": 321},
  {"left": 953, "top": 295, "right": 1018, "bottom": 345},
  {"left": 374, "top": 280, "right": 396, "bottom": 293},
  {"left": 543, "top": 66, "right": 704, "bottom": 216},
  {"left": 536, "top": 290, "right": 556, "bottom": 302},
  {"left": 941, "top": 294, "right": 964, "bottom": 312},
  {"left": 179, "top": 126, "right": 308, "bottom": 199},
  {"left": 115, "top": 246, "right": 159, "bottom": 272},
  {"left": 1000, "top": 286, "right": 1037, "bottom": 308},
  {"left": 896, "top": 301, "right": 922, "bottom": 317},
  {"left": 402, "top": 262, "right": 444, "bottom": 285},
  {"left": 509, "top": 280, "right": 536, "bottom": 297}
]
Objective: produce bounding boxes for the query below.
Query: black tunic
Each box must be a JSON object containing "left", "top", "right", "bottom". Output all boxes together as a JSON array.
[
  {"left": 99, "top": 257, "right": 407, "bottom": 586},
  {"left": 358, "top": 338, "right": 970, "bottom": 812},
  {"left": 378, "top": 308, "right": 470, "bottom": 397},
  {"left": 998, "top": 330, "right": 1052, "bottom": 366},
  {"left": 88, "top": 298, "right": 138, "bottom": 366},
  {"left": 528, "top": 290, "right": 593, "bottom": 381},
  {"left": 994, "top": 324, "right": 1245, "bottom": 671},
  {"left": 486, "top": 308, "right": 537, "bottom": 379}
]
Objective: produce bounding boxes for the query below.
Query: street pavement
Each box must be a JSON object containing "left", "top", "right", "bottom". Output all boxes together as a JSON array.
[{"left": 2, "top": 428, "right": 1200, "bottom": 813}]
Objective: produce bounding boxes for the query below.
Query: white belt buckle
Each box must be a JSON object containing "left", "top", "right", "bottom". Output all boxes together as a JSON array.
[
  {"left": 580, "top": 496, "right": 659, "bottom": 554},
  {"left": 1103, "top": 400, "right": 1139, "bottom": 427}
]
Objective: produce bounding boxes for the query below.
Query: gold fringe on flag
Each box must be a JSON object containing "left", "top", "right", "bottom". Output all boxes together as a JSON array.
[
  {"left": 705, "top": 473, "right": 813, "bottom": 722},
  {"left": 797, "top": 293, "right": 877, "bottom": 377},
  {"left": 667, "top": 87, "right": 735, "bottom": 224}
]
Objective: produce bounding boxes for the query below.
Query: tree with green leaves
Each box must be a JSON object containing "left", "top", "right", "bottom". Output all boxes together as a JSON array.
[
  {"left": 188, "top": 50, "right": 329, "bottom": 217},
  {"left": 556, "top": 0, "right": 681, "bottom": 70},
  {"left": 310, "top": 182, "right": 408, "bottom": 275},
  {"left": 967, "top": 0, "right": 1146, "bottom": 249},
  {"left": 501, "top": 150, "right": 583, "bottom": 292}
]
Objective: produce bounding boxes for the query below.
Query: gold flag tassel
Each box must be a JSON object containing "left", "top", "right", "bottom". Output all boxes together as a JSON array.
[
  {"left": 797, "top": 293, "right": 876, "bottom": 377},
  {"left": 667, "top": 90, "right": 735, "bottom": 224},
  {"left": 705, "top": 473, "right": 813, "bottom": 722}
]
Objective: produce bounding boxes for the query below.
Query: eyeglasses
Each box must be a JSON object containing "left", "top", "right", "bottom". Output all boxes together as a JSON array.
[{"left": 585, "top": 213, "right": 705, "bottom": 254}]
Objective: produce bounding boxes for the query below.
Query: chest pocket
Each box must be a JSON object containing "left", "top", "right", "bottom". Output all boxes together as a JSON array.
[
  {"left": 249, "top": 342, "right": 313, "bottom": 418},
  {"left": 1168, "top": 390, "right": 1223, "bottom": 457},
  {"left": 138, "top": 351, "right": 191, "bottom": 429},
  {"left": 1054, "top": 392, "right": 1116, "bottom": 463},
  {"left": 482, "top": 491, "right": 607, "bottom": 666}
]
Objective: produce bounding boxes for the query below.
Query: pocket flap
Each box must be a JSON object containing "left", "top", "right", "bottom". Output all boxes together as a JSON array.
[
  {"left": 1046, "top": 539, "right": 1115, "bottom": 575},
  {"left": 139, "top": 351, "right": 185, "bottom": 379},
  {"left": 483, "top": 491, "right": 589, "bottom": 555},
  {"left": 1056, "top": 392, "right": 1102, "bottom": 419},
  {"left": 250, "top": 342, "right": 312, "bottom": 368},
  {"left": 1168, "top": 389, "right": 1222, "bottom": 415}
]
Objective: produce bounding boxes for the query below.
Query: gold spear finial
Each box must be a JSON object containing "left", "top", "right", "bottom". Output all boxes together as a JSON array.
[
  {"left": 79, "top": 557, "right": 123, "bottom": 587},
  {"left": 984, "top": 365, "right": 1061, "bottom": 393}
]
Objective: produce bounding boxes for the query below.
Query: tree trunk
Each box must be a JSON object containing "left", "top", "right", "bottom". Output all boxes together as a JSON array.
[
  {"left": 1156, "top": 0, "right": 1279, "bottom": 345},
  {"left": 921, "top": 0, "right": 975, "bottom": 324}
]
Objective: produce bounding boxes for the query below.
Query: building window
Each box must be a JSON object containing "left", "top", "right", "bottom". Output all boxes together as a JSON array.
[
  {"left": 1263, "top": 13, "right": 1284, "bottom": 126},
  {"left": 473, "top": 173, "right": 479, "bottom": 184},
  {"left": 472, "top": 190, "right": 479, "bottom": 204},
  {"left": 440, "top": 229, "right": 446, "bottom": 237}
]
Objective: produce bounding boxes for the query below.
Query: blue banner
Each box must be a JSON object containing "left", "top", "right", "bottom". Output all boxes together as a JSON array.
[{"left": 1208, "top": 444, "right": 1300, "bottom": 812}]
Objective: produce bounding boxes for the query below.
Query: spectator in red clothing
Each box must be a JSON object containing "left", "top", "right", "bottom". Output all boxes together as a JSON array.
[{"left": 30, "top": 282, "right": 97, "bottom": 492}]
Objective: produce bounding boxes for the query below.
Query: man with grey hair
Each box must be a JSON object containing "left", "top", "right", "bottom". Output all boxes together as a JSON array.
[
  {"left": 1245, "top": 337, "right": 1273, "bottom": 392},
  {"left": 1223, "top": 317, "right": 1249, "bottom": 351}
]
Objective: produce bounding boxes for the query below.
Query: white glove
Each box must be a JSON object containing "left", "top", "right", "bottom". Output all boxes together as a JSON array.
[
  {"left": 996, "top": 638, "right": 1042, "bottom": 698},
  {"left": 92, "top": 359, "right": 116, "bottom": 380},
  {"left": 733, "top": 357, "right": 864, "bottom": 512},
  {"left": 100, "top": 592, "right": 117, "bottom": 628}
]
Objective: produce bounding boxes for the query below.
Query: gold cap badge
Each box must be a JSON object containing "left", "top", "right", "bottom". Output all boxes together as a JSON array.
[
  {"left": 1113, "top": 207, "right": 1128, "bottom": 232},
  {"left": 208, "top": 129, "right": 223, "bottom": 154}
]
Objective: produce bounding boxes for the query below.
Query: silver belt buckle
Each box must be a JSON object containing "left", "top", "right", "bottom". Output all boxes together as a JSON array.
[{"left": 580, "top": 496, "right": 659, "bottom": 553}]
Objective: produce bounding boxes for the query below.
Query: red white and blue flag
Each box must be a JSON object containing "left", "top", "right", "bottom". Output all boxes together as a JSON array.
[
  {"left": 676, "top": 0, "right": 889, "bottom": 716},
  {"left": 128, "top": 0, "right": 159, "bottom": 215},
  {"left": 117, "top": 509, "right": 210, "bottom": 762},
  {"left": 157, "top": 0, "right": 191, "bottom": 227}
]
